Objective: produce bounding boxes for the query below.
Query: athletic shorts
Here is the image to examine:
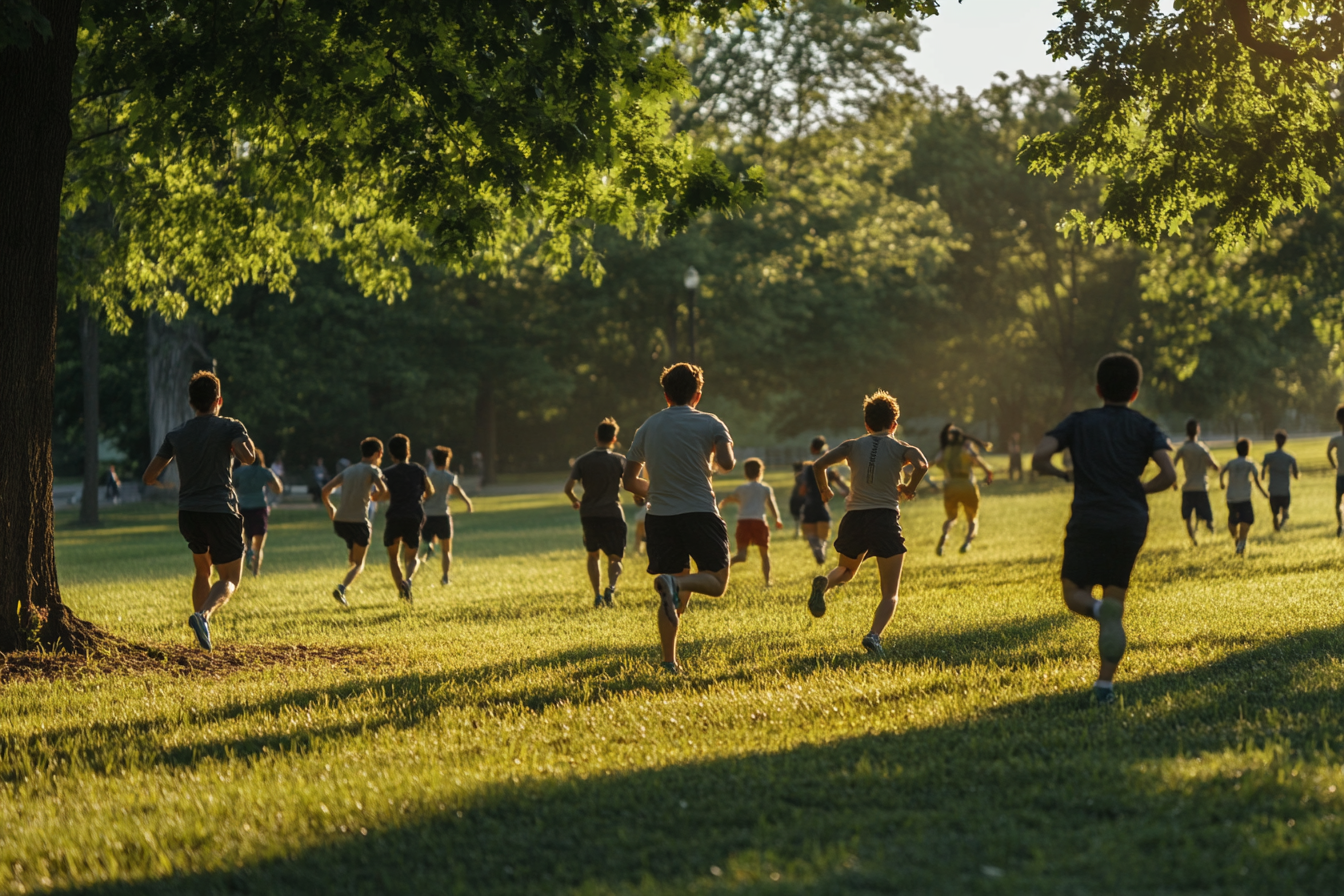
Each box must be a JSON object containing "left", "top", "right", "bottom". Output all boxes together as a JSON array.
[
  {"left": 1269, "top": 495, "right": 1291, "bottom": 515},
  {"left": 178, "top": 510, "right": 244, "bottom": 565},
  {"left": 942, "top": 480, "right": 980, "bottom": 520},
  {"left": 384, "top": 515, "right": 425, "bottom": 548},
  {"left": 1180, "top": 491, "right": 1213, "bottom": 523},
  {"left": 788, "top": 493, "right": 806, "bottom": 518},
  {"left": 422, "top": 514, "right": 453, "bottom": 542},
  {"left": 735, "top": 518, "right": 770, "bottom": 550},
  {"left": 1336, "top": 477, "right": 1344, "bottom": 503},
  {"left": 834, "top": 508, "right": 906, "bottom": 559},
  {"left": 645, "top": 512, "right": 729, "bottom": 575},
  {"left": 241, "top": 506, "right": 270, "bottom": 539},
  {"left": 801, "top": 501, "right": 831, "bottom": 524},
  {"left": 582, "top": 517, "right": 627, "bottom": 557},
  {"left": 334, "top": 520, "right": 371, "bottom": 550},
  {"left": 1227, "top": 501, "right": 1255, "bottom": 526},
  {"left": 1061, "top": 525, "right": 1146, "bottom": 591}
]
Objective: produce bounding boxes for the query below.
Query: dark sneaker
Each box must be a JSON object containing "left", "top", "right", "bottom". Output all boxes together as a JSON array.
[
  {"left": 655, "top": 574, "right": 680, "bottom": 624},
  {"left": 1097, "top": 597, "right": 1126, "bottom": 664},
  {"left": 440, "top": 574, "right": 450, "bottom": 586},
  {"left": 936, "top": 534, "right": 947, "bottom": 556},
  {"left": 807, "top": 575, "right": 828, "bottom": 618},
  {"left": 660, "top": 661, "right": 681, "bottom": 675},
  {"left": 1092, "top": 685, "right": 1117, "bottom": 706},
  {"left": 332, "top": 586, "right": 348, "bottom": 607},
  {"left": 959, "top": 540, "right": 972, "bottom": 554},
  {"left": 188, "top": 612, "right": 212, "bottom": 650},
  {"left": 594, "top": 592, "right": 604, "bottom": 609},
  {"left": 603, "top": 586, "right": 616, "bottom": 608},
  {"left": 400, "top": 579, "right": 414, "bottom": 605},
  {"left": 861, "top": 633, "right": 884, "bottom": 657}
]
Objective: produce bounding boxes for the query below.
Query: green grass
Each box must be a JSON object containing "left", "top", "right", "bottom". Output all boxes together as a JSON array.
[{"left": 5, "top": 440, "right": 1343, "bottom": 894}]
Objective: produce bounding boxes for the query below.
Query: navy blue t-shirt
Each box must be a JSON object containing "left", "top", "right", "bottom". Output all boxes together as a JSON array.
[
  {"left": 383, "top": 462, "right": 429, "bottom": 520},
  {"left": 1046, "top": 405, "right": 1171, "bottom": 532}
]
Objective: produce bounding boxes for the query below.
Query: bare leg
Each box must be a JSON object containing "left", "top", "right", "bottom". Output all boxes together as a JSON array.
[
  {"left": 606, "top": 554, "right": 623, "bottom": 590},
  {"left": 441, "top": 537, "right": 453, "bottom": 578},
  {"left": 586, "top": 551, "right": 602, "bottom": 595},
  {"left": 190, "top": 551, "right": 214, "bottom": 613},
  {"left": 388, "top": 541, "right": 405, "bottom": 587},
  {"left": 1184, "top": 511, "right": 1197, "bottom": 545},
  {"left": 759, "top": 545, "right": 771, "bottom": 586},
  {"left": 729, "top": 547, "right": 749, "bottom": 565},
  {"left": 962, "top": 518, "right": 979, "bottom": 547},
  {"left": 658, "top": 567, "right": 730, "bottom": 666},
  {"left": 250, "top": 533, "right": 267, "bottom": 576},
  {"left": 1062, "top": 579, "right": 1126, "bottom": 682},
  {"left": 1237, "top": 522, "right": 1251, "bottom": 543},
  {"left": 343, "top": 543, "right": 369, "bottom": 588},
  {"left": 199, "top": 556, "right": 243, "bottom": 620},
  {"left": 1228, "top": 519, "right": 1237, "bottom": 543},
  {"left": 938, "top": 516, "right": 955, "bottom": 553},
  {"left": 401, "top": 542, "right": 420, "bottom": 582},
  {"left": 868, "top": 553, "right": 906, "bottom": 638}
]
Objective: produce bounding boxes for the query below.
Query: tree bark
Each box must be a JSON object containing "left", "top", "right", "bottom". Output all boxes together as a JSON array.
[
  {"left": 79, "top": 302, "right": 100, "bottom": 526},
  {"left": 0, "top": 0, "right": 101, "bottom": 651},
  {"left": 145, "top": 312, "right": 209, "bottom": 493},
  {"left": 475, "top": 381, "right": 498, "bottom": 486}
]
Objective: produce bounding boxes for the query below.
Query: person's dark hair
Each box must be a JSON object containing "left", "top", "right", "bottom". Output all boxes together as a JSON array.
[
  {"left": 360, "top": 437, "right": 383, "bottom": 458},
  {"left": 863, "top": 391, "right": 900, "bottom": 432},
  {"left": 940, "top": 423, "right": 962, "bottom": 448},
  {"left": 596, "top": 417, "right": 619, "bottom": 444},
  {"left": 661, "top": 363, "right": 704, "bottom": 405},
  {"left": 810, "top": 436, "right": 828, "bottom": 454},
  {"left": 1274, "top": 429, "right": 1287, "bottom": 446},
  {"left": 1185, "top": 418, "right": 1199, "bottom": 439},
  {"left": 1095, "top": 352, "right": 1143, "bottom": 403},
  {"left": 432, "top": 445, "right": 452, "bottom": 466},
  {"left": 389, "top": 433, "right": 410, "bottom": 462},
  {"left": 792, "top": 461, "right": 804, "bottom": 473},
  {"left": 744, "top": 458, "right": 763, "bottom": 479},
  {"left": 188, "top": 370, "right": 220, "bottom": 413},
  {"left": 1236, "top": 438, "right": 1250, "bottom": 457},
  {"left": 1336, "top": 403, "right": 1344, "bottom": 426}
]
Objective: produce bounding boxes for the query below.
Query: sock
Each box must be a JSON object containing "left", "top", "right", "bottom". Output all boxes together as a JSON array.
[
  {"left": 1090, "top": 600, "right": 1102, "bottom": 620},
  {"left": 1094, "top": 679, "right": 1113, "bottom": 690}
]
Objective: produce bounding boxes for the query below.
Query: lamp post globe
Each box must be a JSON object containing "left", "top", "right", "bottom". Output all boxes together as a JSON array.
[{"left": 683, "top": 267, "right": 700, "bottom": 364}]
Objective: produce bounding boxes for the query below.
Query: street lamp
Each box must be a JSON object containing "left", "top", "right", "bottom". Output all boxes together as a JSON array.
[{"left": 683, "top": 266, "right": 700, "bottom": 364}]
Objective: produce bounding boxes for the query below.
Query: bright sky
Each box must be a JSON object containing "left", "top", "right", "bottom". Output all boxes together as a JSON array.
[{"left": 908, "top": 0, "right": 1072, "bottom": 94}]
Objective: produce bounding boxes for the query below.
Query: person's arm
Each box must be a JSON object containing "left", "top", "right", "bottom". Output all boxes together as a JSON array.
[
  {"left": 718, "top": 493, "right": 740, "bottom": 511},
  {"left": 450, "top": 482, "right": 474, "bottom": 512},
  {"left": 231, "top": 434, "right": 256, "bottom": 465},
  {"left": 370, "top": 473, "right": 390, "bottom": 503},
  {"left": 1252, "top": 467, "right": 1270, "bottom": 498},
  {"left": 267, "top": 469, "right": 284, "bottom": 494},
  {"left": 142, "top": 455, "right": 171, "bottom": 487},
  {"left": 321, "top": 470, "right": 346, "bottom": 519},
  {"left": 711, "top": 436, "right": 735, "bottom": 474},
  {"left": 898, "top": 444, "right": 930, "bottom": 499},
  {"left": 813, "top": 441, "right": 853, "bottom": 502},
  {"left": 1031, "top": 436, "right": 1070, "bottom": 481},
  {"left": 767, "top": 489, "right": 783, "bottom": 529},
  {"left": 563, "top": 474, "right": 581, "bottom": 509},
  {"left": 828, "top": 467, "right": 851, "bottom": 496},
  {"left": 1292, "top": 457, "right": 1300, "bottom": 480},
  {"left": 1329, "top": 440, "right": 1339, "bottom": 471},
  {"left": 1219, "top": 465, "right": 1228, "bottom": 490},
  {"left": 422, "top": 470, "right": 436, "bottom": 498},
  {"left": 1143, "top": 449, "right": 1177, "bottom": 493},
  {"left": 970, "top": 448, "right": 994, "bottom": 484},
  {"left": 623, "top": 461, "right": 650, "bottom": 500}
]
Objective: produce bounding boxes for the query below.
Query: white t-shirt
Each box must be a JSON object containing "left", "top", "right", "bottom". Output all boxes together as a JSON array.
[
  {"left": 1224, "top": 456, "right": 1257, "bottom": 503},
  {"left": 732, "top": 481, "right": 773, "bottom": 521},
  {"left": 626, "top": 405, "right": 732, "bottom": 517},
  {"left": 1175, "top": 439, "right": 1216, "bottom": 492}
]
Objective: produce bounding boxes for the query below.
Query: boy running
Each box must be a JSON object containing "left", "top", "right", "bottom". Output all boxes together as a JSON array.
[
  {"left": 565, "top": 419, "right": 630, "bottom": 608},
  {"left": 930, "top": 425, "right": 993, "bottom": 555},
  {"left": 798, "top": 436, "right": 850, "bottom": 563},
  {"left": 1221, "top": 438, "right": 1268, "bottom": 555},
  {"left": 788, "top": 461, "right": 806, "bottom": 538},
  {"left": 1328, "top": 404, "right": 1344, "bottom": 536},
  {"left": 422, "top": 445, "right": 473, "bottom": 586},
  {"left": 382, "top": 433, "right": 433, "bottom": 603},
  {"left": 1174, "top": 419, "right": 1219, "bottom": 545},
  {"left": 321, "top": 437, "right": 390, "bottom": 606},
  {"left": 623, "top": 363, "right": 735, "bottom": 674},
  {"left": 1032, "top": 353, "right": 1175, "bottom": 705},
  {"left": 142, "top": 371, "right": 256, "bottom": 651},
  {"left": 235, "top": 447, "right": 283, "bottom": 577},
  {"left": 719, "top": 458, "right": 784, "bottom": 585},
  {"left": 1261, "top": 430, "right": 1299, "bottom": 532}
]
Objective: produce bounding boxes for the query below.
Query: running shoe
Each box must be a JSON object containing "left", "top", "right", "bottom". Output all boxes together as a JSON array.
[
  {"left": 603, "top": 586, "right": 616, "bottom": 608},
  {"left": 1092, "top": 685, "right": 1117, "bottom": 706},
  {"left": 332, "top": 585, "right": 348, "bottom": 607},
  {"left": 661, "top": 661, "right": 681, "bottom": 675},
  {"left": 1235, "top": 539, "right": 1246, "bottom": 556},
  {"left": 423, "top": 543, "right": 436, "bottom": 557},
  {"left": 655, "top": 574, "right": 680, "bottom": 624},
  {"left": 861, "top": 633, "right": 884, "bottom": 657},
  {"left": 594, "top": 592, "right": 604, "bottom": 609},
  {"left": 400, "top": 579, "right": 414, "bottom": 604},
  {"left": 959, "top": 540, "right": 972, "bottom": 554},
  {"left": 245, "top": 548, "right": 254, "bottom": 568},
  {"left": 1097, "top": 597, "right": 1126, "bottom": 664},
  {"left": 936, "top": 534, "right": 948, "bottom": 556},
  {"left": 807, "top": 575, "right": 828, "bottom": 618},
  {"left": 188, "top": 612, "right": 212, "bottom": 650},
  {"left": 440, "top": 574, "right": 450, "bottom": 587}
]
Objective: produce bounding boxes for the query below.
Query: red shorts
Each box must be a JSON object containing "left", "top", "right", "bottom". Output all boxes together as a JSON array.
[{"left": 735, "top": 519, "right": 770, "bottom": 550}]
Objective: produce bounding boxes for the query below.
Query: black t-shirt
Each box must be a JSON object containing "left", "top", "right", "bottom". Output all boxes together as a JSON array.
[
  {"left": 384, "top": 462, "right": 429, "bottom": 519},
  {"left": 1046, "top": 405, "right": 1171, "bottom": 532},
  {"left": 798, "top": 463, "right": 837, "bottom": 509},
  {"left": 156, "top": 415, "right": 249, "bottom": 514},
  {"left": 571, "top": 448, "right": 626, "bottom": 520}
]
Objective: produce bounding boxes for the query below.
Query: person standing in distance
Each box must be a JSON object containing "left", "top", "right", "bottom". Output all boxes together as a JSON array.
[
  {"left": 321, "top": 438, "right": 390, "bottom": 606},
  {"left": 142, "top": 371, "right": 256, "bottom": 651},
  {"left": 622, "top": 363, "right": 735, "bottom": 674},
  {"left": 565, "top": 418, "right": 634, "bottom": 608},
  {"left": 1173, "top": 419, "right": 1219, "bottom": 546}
]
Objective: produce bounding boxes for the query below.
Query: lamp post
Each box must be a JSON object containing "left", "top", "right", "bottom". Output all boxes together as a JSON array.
[{"left": 683, "top": 266, "right": 700, "bottom": 364}]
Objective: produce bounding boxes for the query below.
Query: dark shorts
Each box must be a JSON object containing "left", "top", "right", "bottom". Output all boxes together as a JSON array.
[
  {"left": 178, "top": 510, "right": 245, "bottom": 565},
  {"left": 1180, "top": 491, "right": 1213, "bottom": 523},
  {"left": 1227, "top": 501, "right": 1255, "bottom": 526},
  {"left": 1269, "top": 495, "right": 1290, "bottom": 515},
  {"left": 334, "top": 519, "right": 371, "bottom": 550},
  {"left": 833, "top": 508, "right": 907, "bottom": 559},
  {"left": 241, "top": 506, "right": 270, "bottom": 539},
  {"left": 582, "top": 517, "right": 627, "bottom": 557},
  {"left": 1336, "top": 477, "right": 1344, "bottom": 503},
  {"left": 645, "top": 512, "right": 730, "bottom": 575},
  {"left": 384, "top": 515, "right": 425, "bottom": 548},
  {"left": 801, "top": 501, "right": 831, "bottom": 524},
  {"left": 422, "top": 515, "right": 454, "bottom": 542},
  {"left": 788, "top": 494, "right": 806, "bottom": 518},
  {"left": 1061, "top": 526, "right": 1147, "bottom": 591}
]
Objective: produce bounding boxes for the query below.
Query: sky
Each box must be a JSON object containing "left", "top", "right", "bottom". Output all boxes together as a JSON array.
[{"left": 908, "top": 0, "right": 1073, "bottom": 94}]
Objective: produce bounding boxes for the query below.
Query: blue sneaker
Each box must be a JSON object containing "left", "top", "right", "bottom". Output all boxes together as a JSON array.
[
  {"left": 399, "top": 579, "right": 414, "bottom": 605},
  {"left": 188, "top": 612, "right": 212, "bottom": 650},
  {"left": 861, "top": 633, "right": 884, "bottom": 657},
  {"left": 1097, "top": 597, "right": 1126, "bottom": 664},
  {"left": 660, "top": 661, "right": 681, "bottom": 675},
  {"left": 655, "top": 574, "right": 680, "bottom": 624},
  {"left": 332, "top": 585, "right": 348, "bottom": 607},
  {"left": 807, "top": 575, "right": 828, "bottom": 618},
  {"left": 1092, "top": 685, "right": 1117, "bottom": 706},
  {"left": 602, "top": 586, "right": 616, "bottom": 608}
]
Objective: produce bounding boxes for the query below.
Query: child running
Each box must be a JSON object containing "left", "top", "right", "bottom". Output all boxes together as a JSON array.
[
  {"left": 805, "top": 391, "right": 928, "bottom": 657},
  {"left": 141, "top": 371, "right": 256, "bottom": 650},
  {"left": 623, "top": 363, "right": 735, "bottom": 674},
  {"left": 1032, "top": 353, "right": 1175, "bottom": 705},
  {"left": 1174, "top": 418, "right": 1219, "bottom": 545},
  {"left": 798, "top": 436, "right": 850, "bottom": 563},
  {"left": 565, "top": 418, "right": 630, "bottom": 608},
  {"left": 930, "top": 424, "right": 993, "bottom": 555},
  {"left": 321, "top": 437, "right": 390, "bottom": 606},
  {"left": 788, "top": 461, "right": 806, "bottom": 538},
  {"left": 382, "top": 433, "right": 433, "bottom": 603},
  {"left": 719, "top": 458, "right": 784, "bottom": 585},
  {"left": 1261, "top": 430, "right": 1299, "bottom": 532},
  {"left": 1221, "top": 438, "right": 1268, "bottom": 556},
  {"left": 234, "top": 447, "right": 283, "bottom": 576},
  {"left": 421, "top": 445, "right": 473, "bottom": 586},
  {"left": 1328, "top": 404, "right": 1344, "bottom": 536}
]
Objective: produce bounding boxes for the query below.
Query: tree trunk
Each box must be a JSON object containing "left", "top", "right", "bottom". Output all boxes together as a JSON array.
[
  {"left": 79, "top": 302, "right": 100, "bottom": 526},
  {"left": 145, "top": 312, "right": 209, "bottom": 493},
  {"left": 475, "top": 381, "right": 498, "bottom": 486},
  {"left": 0, "top": 0, "right": 103, "bottom": 651}
]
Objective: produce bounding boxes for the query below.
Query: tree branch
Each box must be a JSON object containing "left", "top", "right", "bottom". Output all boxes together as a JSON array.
[{"left": 1225, "top": 0, "right": 1298, "bottom": 62}]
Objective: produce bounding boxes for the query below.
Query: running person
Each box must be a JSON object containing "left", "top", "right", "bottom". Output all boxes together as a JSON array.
[
  {"left": 382, "top": 433, "right": 432, "bottom": 603},
  {"left": 799, "top": 436, "right": 850, "bottom": 563},
  {"left": 1032, "top": 353, "right": 1176, "bottom": 705},
  {"left": 719, "top": 458, "right": 784, "bottom": 585},
  {"left": 1328, "top": 404, "right": 1344, "bottom": 536},
  {"left": 1261, "top": 430, "right": 1299, "bottom": 532},
  {"left": 1174, "top": 418, "right": 1219, "bottom": 545},
  {"left": 321, "top": 437, "right": 390, "bottom": 606},
  {"left": 805, "top": 391, "right": 928, "bottom": 657},
  {"left": 788, "top": 461, "right": 806, "bottom": 538},
  {"left": 1221, "top": 439, "right": 1268, "bottom": 556},
  {"left": 235, "top": 447, "right": 283, "bottom": 576},
  {"left": 622, "top": 363, "right": 735, "bottom": 674},
  {"left": 931, "top": 424, "right": 993, "bottom": 555},
  {"left": 421, "top": 445, "right": 473, "bottom": 586},
  {"left": 565, "top": 418, "right": 631, "bottom": 608},
  {"left": 142, "top": 371, "right": 256, "bottom": 651}
]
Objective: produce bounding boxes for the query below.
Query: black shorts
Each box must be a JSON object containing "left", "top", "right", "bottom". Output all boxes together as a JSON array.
[
  {"left": 1269, "top": 495, "right": 1290, "bottom": 515},
  {"left": 178, "top": 510, "right": 244, "bottom": 565},
  {"left": 334, "top": 520, "right": 371, "bottom": 550},
  {"left": 241, "top": 506, "right": 270, "bottom": 539},
  {"left": 1227, "top": 501, "right": 1255, "bottom": 526},
  {"left": 1336, "top": 477, "right": 1344, "bottom": 503},
  {"left": 422, "top": 515, "right": 454, "bottom": 542},
  {"left": 645, "top": 512, "right": 730, "bottom": 575},
  {"left": 582, "top": 517, "right": 627, "bottom": 557},
  {"left": 1061, "top": 526, "right": 1146, "bottom": 591},
  {"left": 1180, "top": 491, "right": 1213, "bottom": 523},
  {"left": 384, "top": 515, "right": 425, "bottom": 548},
  {"left": 833, "top": 508, "right": 906, "bottom": 559},
  {"left": 801, "top": 502, "right": 831, "bottom": 524},
  {"left": 788, "top": 494, "right": 806, "bottom": 518}
]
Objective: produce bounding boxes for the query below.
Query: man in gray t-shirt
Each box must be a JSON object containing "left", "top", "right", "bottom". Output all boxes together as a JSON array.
[
  {"left": 1261, "top": 429, "right": 1299, "bottom": 531},
  {"left": 142, "top": 372, "right": 255, "bottom": 651},
  {"left": 622, "top": 363, "right": 735, "bottom": 674},
  {"left": 321, "top": 437, "right": 391, "bottom": 606}
]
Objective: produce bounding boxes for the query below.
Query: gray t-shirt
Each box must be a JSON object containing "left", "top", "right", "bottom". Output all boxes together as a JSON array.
[
  {"left": 570, "top": 448, "right": 626, "bottom": 519},
  {"left": 423, "top": 469, "right": 458, "bottom": 516},
  {"left": 1224, "top": 456, "right": 1257, "bottom": 503},
  {"left": 1262, "top": 449, "right": 1296, "bottom": 497},
  {"left": 333, "top": 462, "right": 385, "bottom": 522},
  {"left": 156, "top": 415, "right": 249, "bottom": 514},
  {"left": 1331, "top": 435, "right": 1344, "bottom": 478},
  {"left": 626, "top": 405, "right": 732, "bottom": 517},
  {"left": 732, "top": 481, "right": 773, "bottom": 521},
  {"left": 845, "top": 433, "right": 912, "bottom": 512},
  {"left": 1175, "top": 440, "right": 1216, "bottom": 492}
]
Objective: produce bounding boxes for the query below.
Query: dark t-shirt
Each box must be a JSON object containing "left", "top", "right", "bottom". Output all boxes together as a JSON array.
[
  {"left": 798, "top": 464, "right": 838, "bottom": 509},
  {"left": 571, "top": 448, "right": 626, "bottom": 520},
  {"left": 1046, "top": 405, "right": 1171, "bottom": 532},
  {"left": 384, "top": 463, "right": 430, "bottom": 519},
  {"left": 156, "top": 415, "right": 249, "bottom": 514}
]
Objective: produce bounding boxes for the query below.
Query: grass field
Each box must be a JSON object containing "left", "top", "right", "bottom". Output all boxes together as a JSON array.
[{"left": 5, "top": 439, "right": 1344, "bottom": 894}]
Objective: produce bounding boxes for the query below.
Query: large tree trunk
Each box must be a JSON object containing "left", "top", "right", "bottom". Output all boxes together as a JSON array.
[
  {"left": 0, "top": 0, "right": 102, "bottom": 651},
  {"left": 475, "top": 381, "right": 498, "bottom": 486},
  {"left": 145, "top": 313, "right": 208, "bottom": 493},
  {"left": 79, "top": 302, "right": 100, "bottom": 526}
]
